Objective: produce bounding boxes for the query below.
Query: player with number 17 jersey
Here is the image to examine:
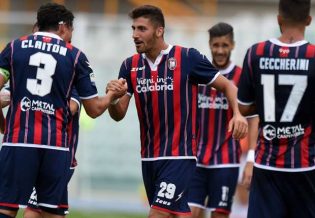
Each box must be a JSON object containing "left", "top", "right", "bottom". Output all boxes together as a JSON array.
[
  {"left": 0, "top": 32, "right": 97, "bottom": 150},
  {"left": 238, "top": 38, "right": 315, "bottom": 171}
]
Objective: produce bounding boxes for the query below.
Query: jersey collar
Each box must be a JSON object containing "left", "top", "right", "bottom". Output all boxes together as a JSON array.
[
  {"left": 33, "top": 32, "right": 63, "bottom": 41},
  {"left": 269, "top": 38, "right": 308, "bottom": 47},
  {"left": 218, "top": 62, "right": 235, "bottom": 75},
  {"left": 141, "top": 44, "right": 173, "bottom": 71}
]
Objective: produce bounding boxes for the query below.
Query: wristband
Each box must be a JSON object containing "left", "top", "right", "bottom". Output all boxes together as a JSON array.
[
  {"left": 111, "top": 98, "right": 120, "bottom": 105},
  {"left": 246, "top": 149, "right": 255, "bottom": 163}
]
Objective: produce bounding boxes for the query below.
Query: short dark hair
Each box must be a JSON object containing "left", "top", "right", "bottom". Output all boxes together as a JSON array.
[
  {"left": 279, "top": 0, "right": 310, "bottom": 23},
  {"left": 128, "top": 5, "right": 165, "bottom": 28},
  {"left": 37, "top": 3, "right": 74, "bottom": 31},
  {"left": 208, "top": 22, "right": 234, "bottom": 41}
]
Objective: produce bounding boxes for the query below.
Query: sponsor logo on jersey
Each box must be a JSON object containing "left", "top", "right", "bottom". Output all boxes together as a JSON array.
[
  {"left": 198, "top": 93, "right": 229, "bottom": 110},
  {"left": 136, "top": 76, "right": 174, "bottom": 93},
  {"left": 263, "top": 124, "right": 305, "bottom": 140},
  {"left": 167, "top": 58, "right": 177, "bottom": 70},
  {"left": 131, "top": 66, "right": 145, "bottom": 72},
  {"left": 155, "top": 198, "right": 171, "bottom": 206},
  {"left": 20, "top": 96, "right": 55, "bottom": 115}
]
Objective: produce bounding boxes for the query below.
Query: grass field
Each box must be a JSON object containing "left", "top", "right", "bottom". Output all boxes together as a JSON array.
[{"left": 16, "top": 210, "right": 146, "bottom": 218}]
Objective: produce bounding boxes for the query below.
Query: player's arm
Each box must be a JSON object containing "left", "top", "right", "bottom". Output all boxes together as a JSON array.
[
  {"left": 81, "top": 83, "right": 126, "bottom": 119},
  {"left": 211, "top": 74, "right": 248, "bottom": 139},
  {"left": 241, "top": 115, "right": 259, "bottom": 189},
  {"left": 107, "top": 78, "right": 131, "bottom": 121},
  {"left": 0, "top": 72, "right": 8, "bottom": 133}
]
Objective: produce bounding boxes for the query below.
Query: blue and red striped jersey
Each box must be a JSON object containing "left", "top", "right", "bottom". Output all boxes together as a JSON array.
[
  {"left": 119, "top": 45, "right": 219, "bottom": 160},
  {"left": 238, "top": 38, "right": 315, "bottom": 171},
  {"left": 0, "top": 32, "right": 97, "bottom": 150},
  {"left": 197, "top": 64, "right": 242, "bottom": 167}
]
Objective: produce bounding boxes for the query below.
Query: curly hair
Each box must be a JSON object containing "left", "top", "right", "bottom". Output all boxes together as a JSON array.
[{"left": 37, "top": 3, "right": 74, "bottom": 31}]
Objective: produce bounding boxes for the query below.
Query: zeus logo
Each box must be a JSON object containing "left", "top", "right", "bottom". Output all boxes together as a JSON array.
[
  {"left": 21, "top": 97, "right": 31, "bottom": 111},
  {"left": 279, "top": 48, "right": 289, "bottom": 54}
]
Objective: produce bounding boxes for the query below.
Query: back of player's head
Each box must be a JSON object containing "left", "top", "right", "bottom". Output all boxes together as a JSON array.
[
  {"left": 129, "top": 5, "right": 165, "bottom": 28},
  {"left": 208, "top": 22, "right": 234, "bottom": 42},
  {"left": 279, "top": 0, "right": 310, "bottom": 23},
  {"left": 37, "top": 3, "right": 74, "bottom": 31}
]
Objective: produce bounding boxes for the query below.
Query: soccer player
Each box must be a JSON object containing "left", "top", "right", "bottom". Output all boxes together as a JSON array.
[
  {"left": 187, "top": 22, "right": 243, "bottom": 218},
  {"left": 0, "top": 3, "right": 126, "bottom": 218},
  {"left": 238, "top": 0, "right": 315, "bottom": 217},
  {"left": 107, "top": 5, "right": 248, "bottom": 218}
]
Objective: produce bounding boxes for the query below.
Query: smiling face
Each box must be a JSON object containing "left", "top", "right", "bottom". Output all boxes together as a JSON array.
[
  {"left": 131, "top": 17, "right": 162, "bottom": 54},
  {"left": 209, "top": 35, "right": 234, "bottom": 69}
]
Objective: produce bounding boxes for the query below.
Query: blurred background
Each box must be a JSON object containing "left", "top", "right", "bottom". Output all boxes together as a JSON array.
[{"left": 1, "top": 0, "right": 315, "bottom": 217}]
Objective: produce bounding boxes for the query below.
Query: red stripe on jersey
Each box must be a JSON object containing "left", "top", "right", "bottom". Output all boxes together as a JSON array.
[
  {"left": 172, "top": 46, "right": 182, "bottom": 156},
  {"left": 221, "top": 105, "right": 233, "bottom": 163},
  {"left": 191, "top": 85, "right": 197, "bottom": 155},
  {"left": 12, "top": 104, "right": 21, "bottom": 143},
  {"left": 256, "top": 42, "right": 266, "bottom": 56},
  {"left": 256, "top": 135, "right": 266, "bottom": 165},
  {"left": 0, "top": 202, "right": 19, "bottom": 208},
  {"left": 305, "top": 44, "right": 315, "bottom": 58},
  {"left": 301, "top": 126, "right": 311, "bottom": 167},
  {"left": 151, "top": 71, "right": 161, "bottom": 157},
  {"left": 131, "top": 55, "right": 146, "bottom": 155},
  {"left": 202, "top": 89, "right": 216, "bottom": 164},
  {"left": 232, "top": 66, "right": 242, "bottom": 85},
  {"left": 55, "top": 109, "right": 63, "bottom": 147},
  {"left": 275, "top": 138, "right": 287, "bottom": 167},
  {"left": 34, "top": 111, "right": 42, "bottom": 144}
]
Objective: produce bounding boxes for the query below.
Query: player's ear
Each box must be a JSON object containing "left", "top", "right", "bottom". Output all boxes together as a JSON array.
[
  {"left": 305, "top": 15, "right": 312, "bottom": 26},
  {"left": 156, "top": 27, "right": 164, "bottom": 37}
]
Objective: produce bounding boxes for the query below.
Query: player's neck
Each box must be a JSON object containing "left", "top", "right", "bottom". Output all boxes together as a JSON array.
[
  {"left": 145, "top": 42, "right": 168, "bottom": 63},
  {"left": 278, "top": 26, "right": 305, "bottom": 44}
]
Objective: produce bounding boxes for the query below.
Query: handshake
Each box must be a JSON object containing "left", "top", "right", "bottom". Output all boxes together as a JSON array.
[{"left": 106, "top": 78, "right": 128, "bottom": 105}]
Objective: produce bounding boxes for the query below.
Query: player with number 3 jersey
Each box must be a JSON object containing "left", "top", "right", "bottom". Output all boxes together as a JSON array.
[{"left": 0, "top": 3, "right": 126, "bottom": 218}]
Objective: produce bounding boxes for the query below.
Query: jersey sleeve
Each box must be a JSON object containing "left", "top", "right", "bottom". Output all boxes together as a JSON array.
[
  {"left": 237, "top": 48, "right": 256, "bottom": 105},
  {"left": 0, "top": 42, "right": 12, "bottom": 82},
  {"left": 118, "top": 58, "right": 133, "bottom": 96},
  {"left": 70, "top": 87, "right": 81, "bottom": 109},
  {"left": 74, "top": 52, "right": 98, "bottom": 99},
  {"left": 188, "top": 48, "right": 219, "bottom": 85}
]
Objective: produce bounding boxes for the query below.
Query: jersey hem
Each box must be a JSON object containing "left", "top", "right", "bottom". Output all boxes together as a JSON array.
[
  {"left": 196, "top": 163, "right": 240, "bottom": 168},
  {"left": 141, "top": 156, "right": 197, "bottom": 161},
  {"left": 79, "top": 93, "right": 98, "bottom": 100},
  {"left": 2, "top": 143, "right": 69, "bottom": 151},
  {"left": 254, "top": 163, "right": 315, "bottom": 172}
]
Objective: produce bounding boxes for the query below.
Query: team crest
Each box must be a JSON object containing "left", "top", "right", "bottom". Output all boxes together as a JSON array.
[{"left": 168, "top": 58, "right": 177, "bottom": 70}]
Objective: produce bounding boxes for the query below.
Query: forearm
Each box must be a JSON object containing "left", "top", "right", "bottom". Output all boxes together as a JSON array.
[
  {"left": 223, "top": 83, "right": 241, "bottom": 115},
  {"left": 82, "top": 94, "right": 113, "bottom": 119},
  {"left": 108, "top": 95, "right": 130, "bottom": 121}
]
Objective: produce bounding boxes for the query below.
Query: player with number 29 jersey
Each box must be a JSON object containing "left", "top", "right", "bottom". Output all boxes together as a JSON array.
[
  {"left": 0, "top": 32, "right": 97, "bottom": 150},
  {"left": 238, "top": 38, "right": 315, "bottom": 171}
]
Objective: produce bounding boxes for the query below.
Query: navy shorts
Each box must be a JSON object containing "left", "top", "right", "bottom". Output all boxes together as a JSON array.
[
  {"left": 188, "top": 166, "right": 239, "bottom": 214},
  {"left": 27, "top": 169, "right": 75, "bottom": 215},
  {"left": 248, "top": 167, "right": 315, "bottom": 218},
  {"left": 142, "top": 159, "right": 196, "bottom": 216},
  {"left": 0, "top": 146, "right": 70, "bottom": 211}
]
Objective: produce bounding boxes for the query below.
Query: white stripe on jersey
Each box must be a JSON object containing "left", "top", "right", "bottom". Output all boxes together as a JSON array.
[
  {"left": 2, "top": 143, "right": 69, "bottom": 151},
  {"left": 141, "top": 156, "right": 197, "bottom": 161}
]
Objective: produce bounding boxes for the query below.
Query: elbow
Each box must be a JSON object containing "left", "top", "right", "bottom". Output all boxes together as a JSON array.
[
  {"left": 85, "top": 110, "right": 101, "bottom": 119},
  {"left": 110, "top": 114, "right": 125, "bottom": 122}
]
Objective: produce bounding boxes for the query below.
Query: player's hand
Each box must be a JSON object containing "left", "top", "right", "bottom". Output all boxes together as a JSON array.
[
  {"left": 106, "top": 78, "right": 127, "bottom": 97},
  {"left": 228, "top": 113, "right": 248, "bottom": 140},
  {"left": 241, "top": 161, "right": 254, "bottom": 190}
]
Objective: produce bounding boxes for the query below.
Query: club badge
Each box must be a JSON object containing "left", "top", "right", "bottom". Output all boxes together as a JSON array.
[{"left": 168, "top": 58, "right": 177, "bottom": 70}]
